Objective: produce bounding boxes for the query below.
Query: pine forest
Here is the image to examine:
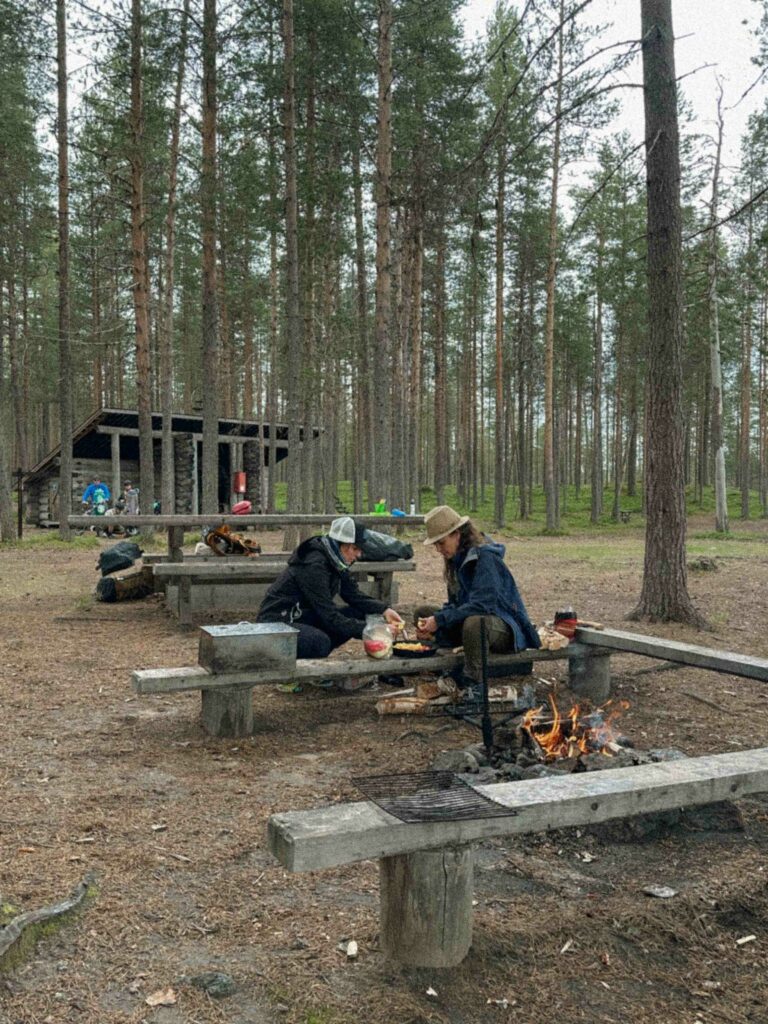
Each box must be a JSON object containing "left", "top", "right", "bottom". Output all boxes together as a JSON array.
[{"left": 2, "top": 0, "right": 768, "bottom": 533}]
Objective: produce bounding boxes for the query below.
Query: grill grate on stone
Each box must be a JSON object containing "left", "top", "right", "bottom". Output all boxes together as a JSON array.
[{"left": 352, "top": 770, "right": 517, "bottom": 823}]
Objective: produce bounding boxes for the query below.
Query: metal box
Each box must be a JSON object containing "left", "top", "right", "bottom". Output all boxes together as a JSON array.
[{"left": 198, "top": 622, "right": 298, "bottom": 674}]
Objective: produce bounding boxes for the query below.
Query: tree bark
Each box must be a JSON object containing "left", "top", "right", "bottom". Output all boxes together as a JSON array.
[
  {"left": 543, "top": 0, "right": 564, "bottom": 532},
  {"left": 282, "top": 0, "right": 302, "bottom": 511},
  {"left": 373, "top": 0, "right": 394, "bottom": 502},
  {"left": 630, "top": 0, "right": 703, "bottom": 625},
  {"left": 57, "top": 0, "right": 73, "bottom": 540},
  {"left": 740, "top": 195, "right": 754, "bottom": 520},
  {"left": 201, "top": 0, "right": 219, "bottom": 513},
  {"left": 708, "top": 86, "right": 728, "bottom": 533},
  {"left": 159, "top": 0, "right": 189, "bottom": 516},
  {"left": 494, "top": 140, "right": 506, "bottom": 528},
  {"left": 130, "top": 0, "right": 154, "bottom": 524}
]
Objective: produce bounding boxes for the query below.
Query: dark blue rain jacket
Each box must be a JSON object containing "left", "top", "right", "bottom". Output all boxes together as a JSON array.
[{"left": 434, "top": 540, "right": 540, "bottom": 651}]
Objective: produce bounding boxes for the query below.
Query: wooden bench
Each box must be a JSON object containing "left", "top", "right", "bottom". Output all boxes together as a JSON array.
[
  {"left": 575, "top": 626, "right": 768, "bottom": 683},
  {"left": 132, "top": 627, "right": 609, "bottom": 738},
  {"left": 131, "top": 623, "right": 768, "bottom": 739},
  {"left": 68, "top": 513, "right": 423, "bottom": 562},
  {"left": 153, "top": 559, "right": 415, "bottom": 625},
  {"left": 268, "top": 747, "right": 768, "bottom": 967}
]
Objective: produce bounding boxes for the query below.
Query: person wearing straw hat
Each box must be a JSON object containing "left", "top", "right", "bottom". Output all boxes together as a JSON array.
[
  {"left": 416, "top": 505, "right": 540, "bottom": 698},
  {"left": 257, "top": 516, "right": 403, "bottom": 664}
]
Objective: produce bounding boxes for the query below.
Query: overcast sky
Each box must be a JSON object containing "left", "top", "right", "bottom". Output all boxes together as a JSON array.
[{"left": 462, "top": 0, "right": 766, "bottom": 175}]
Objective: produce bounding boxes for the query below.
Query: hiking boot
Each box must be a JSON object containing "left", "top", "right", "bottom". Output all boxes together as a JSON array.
[
  {"left": 450, "top": 684, "right": 483, "bottom": 715},
  {"left": 337, "top": 676, "right": 378, "bottom": 694},
  {"left": 275, "top": 682, "right": 303, "bottom": 694}
]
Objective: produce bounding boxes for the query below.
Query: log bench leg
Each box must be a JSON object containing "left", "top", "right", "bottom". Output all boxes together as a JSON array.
[
  {"left": 379, "top": 845, "right": 474, "bottom": 968},
  {"left": 568, "top": 649, "right": 611, "bottom": 703},
  {"left": 201, "top": 685, "right": 254, "bottom": 737}
]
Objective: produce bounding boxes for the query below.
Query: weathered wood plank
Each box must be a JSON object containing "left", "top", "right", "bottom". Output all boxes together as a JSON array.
[
  {"left": 268, "top": 747, "right": 768, "bottom": 871},
  {"left": 68, "top": 513, "right": 424, "bottom": 529},
  {"left": 577, "top": 627, "right": 768, "bottom": 681},
  {"left": 153, "top": 559, "right": 415, "bottom": 579},
  {"left": 132, "top": 646, "right": 584, "bottom": 695}
]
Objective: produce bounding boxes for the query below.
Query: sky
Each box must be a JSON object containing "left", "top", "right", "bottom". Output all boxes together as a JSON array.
[{"left": 461, "top": 0, "right": 766, "bottom": 177}]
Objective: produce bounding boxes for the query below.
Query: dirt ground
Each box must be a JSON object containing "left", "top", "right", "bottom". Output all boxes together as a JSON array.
[{"left": 2, "top": 521, "right": 768, "bottom": 1024}]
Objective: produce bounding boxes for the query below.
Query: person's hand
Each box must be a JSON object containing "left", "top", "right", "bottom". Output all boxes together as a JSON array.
[
  {"left": 383, "top": 608, "right": 404, "bottom": 636},
  {"left": 416, "top": 615, "right": 437, "bottom": 639}
]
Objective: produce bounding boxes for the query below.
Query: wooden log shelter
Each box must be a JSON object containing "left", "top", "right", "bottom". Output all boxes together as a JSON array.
[{"left": 24, "top": 407, "right": 319, "bottom": 526}]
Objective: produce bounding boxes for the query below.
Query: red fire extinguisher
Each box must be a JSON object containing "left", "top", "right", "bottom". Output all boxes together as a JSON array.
[{"left": 233, "top": 471, "right": 246, "bottom": 494}]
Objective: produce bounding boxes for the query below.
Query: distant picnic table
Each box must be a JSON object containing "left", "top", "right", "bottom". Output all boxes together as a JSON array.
[{"left": 66, "top": 513, "right": 424, "bottom": 561}]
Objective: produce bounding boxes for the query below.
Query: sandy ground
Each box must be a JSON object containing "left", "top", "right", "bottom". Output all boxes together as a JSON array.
[{"left": 1, "top": 520, "right": 768, "bottom": 1024}]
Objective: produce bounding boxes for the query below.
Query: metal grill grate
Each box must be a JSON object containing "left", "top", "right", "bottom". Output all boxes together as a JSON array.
[{"left": 352, "top": 770, "right": 517, "bottom": 823}]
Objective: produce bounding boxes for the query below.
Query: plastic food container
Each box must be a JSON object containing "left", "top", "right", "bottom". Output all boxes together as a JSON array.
[{"left": 363, "top": 622, "right": 393, "bottom": 659}]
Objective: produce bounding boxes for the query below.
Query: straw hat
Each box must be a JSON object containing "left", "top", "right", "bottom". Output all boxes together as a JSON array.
[{"left": 423, "top": 505, "right": 470, "bottom": 545}]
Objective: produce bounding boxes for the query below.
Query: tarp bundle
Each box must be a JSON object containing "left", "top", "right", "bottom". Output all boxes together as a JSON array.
[
  {"left": 359, "top": 529, "right": 413, "bottom": 562},
  {"left": 97, "top": 540, "right": 143, "bottom": 577}
]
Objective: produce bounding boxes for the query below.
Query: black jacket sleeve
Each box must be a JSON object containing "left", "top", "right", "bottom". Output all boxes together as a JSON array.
[
  {"left": 293, "top": 553, "right": 384, "bottom": 641},
  {"left": 339, "top": 571, "right": 388, "bottom": 618}
]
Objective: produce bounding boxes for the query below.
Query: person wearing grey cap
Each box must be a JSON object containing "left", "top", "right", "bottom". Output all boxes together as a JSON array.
[{"left": 257, "top": 516, "right": 403, "bottom": 661}]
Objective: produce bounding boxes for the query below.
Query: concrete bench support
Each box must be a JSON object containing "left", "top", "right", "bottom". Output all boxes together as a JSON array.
[
  {"left": 380, "top": 845, "right": 473, "bottom": 967},
  {"left": 568, "top": 648, "right": 611, "bottom": 703}
]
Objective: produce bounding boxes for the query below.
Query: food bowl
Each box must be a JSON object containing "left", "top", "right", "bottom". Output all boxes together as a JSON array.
[{"left": 392, "top": 641, "right": 438, "bottom": 659}]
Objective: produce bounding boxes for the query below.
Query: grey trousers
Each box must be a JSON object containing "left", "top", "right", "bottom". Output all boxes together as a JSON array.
[{"left": 413, "top": 604, "right": 523, "bottom": 683}]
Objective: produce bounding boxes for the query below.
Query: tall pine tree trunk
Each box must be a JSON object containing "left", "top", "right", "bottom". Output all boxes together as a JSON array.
[
  {"left": 494, "top": 141, "right": 505, "bottom": 527},
  {"left": 708, "top": 87, "right": 728, "bottom": 532},
  {"left": 740, "top": 197, "right": 754, "bottom": 519},
  {"left": 543, "top": 0, "right": 564, "bottom": 531},
  {"left": 159, "top": 0, "right": 189, "bottom": 515},
  {"left": 631, "top": 0, "right": 702, "bottom": 625},
  {"left": 373, "top": 0, "right": 393, "bottom": 503},
  {"left": 434, "top": 214, "right": 448, "bottom": 505},
  {"left": 282, "top": 0, "right": 302, "bottom": 511},
  {"left": 591, "top": 236, "right": 604, "bottom": 524},
  {"left": 201, "top": 0, "right": 219, "bottom": 513},
  {"left": 130, "top": 0, "right": 154, "bottom": 523},
  {"left": 57, "top": 0, "right": 73, "bottom": 539}
]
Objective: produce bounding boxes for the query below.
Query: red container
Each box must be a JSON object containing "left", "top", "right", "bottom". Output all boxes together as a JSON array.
[
  {"left": 232, "top": 499, "right": 252, "bottom": 515},
  {"left": 233, "top": 471, "right": 246, "bottom": 494},
  {"left": 554, "top": 607, "right": 577, "bottom": 639}
]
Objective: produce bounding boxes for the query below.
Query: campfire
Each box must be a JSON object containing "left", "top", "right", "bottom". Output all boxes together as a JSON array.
[{"left": 522, "top": 696, "right": 631, "bottom": 764}]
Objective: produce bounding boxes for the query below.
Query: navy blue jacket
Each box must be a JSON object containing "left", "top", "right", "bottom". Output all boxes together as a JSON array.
[{"left": 435, "top": 540, "right": 540, "bottom": 651}]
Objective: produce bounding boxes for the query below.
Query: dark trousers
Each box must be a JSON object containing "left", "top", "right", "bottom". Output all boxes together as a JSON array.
[
  {"left": 272, "top": 607, "right": 366, "bottom": 659},
  {"left": 414, "top": 604, "right": 531, "bottom": 683}
]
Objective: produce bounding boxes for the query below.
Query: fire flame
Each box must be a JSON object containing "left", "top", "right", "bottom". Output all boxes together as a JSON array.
[{"left": 522, "top": 696, "right": 630, "bottom": 761}]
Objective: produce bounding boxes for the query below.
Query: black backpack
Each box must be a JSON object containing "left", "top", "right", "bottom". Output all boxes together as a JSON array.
[
  {"left": 359, "top": 529, "right": 413, "bottom": 562},
  {"left": 97, "top": 541, "right": 144, "bottom": 577}
]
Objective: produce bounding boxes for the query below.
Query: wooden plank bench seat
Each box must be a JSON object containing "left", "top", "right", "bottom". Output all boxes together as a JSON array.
[
  {"left": 576, "top": 626, "right": 768, "bottom": 682},
  {"left": 131, "top": 622, "right": 768, "bottom": 740},
  {"left": 132, "top": 640, "right": 607, "bottom": 737},
  {"left": 268, "top": 747, "right": 768, "bottom": 967},
  {"left": 153, "top": 559, "right": 416, "bottom": 625}
]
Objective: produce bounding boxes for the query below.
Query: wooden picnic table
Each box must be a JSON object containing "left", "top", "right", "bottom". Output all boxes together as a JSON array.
[
  {"left": 153, "top": 557, "right": 416, "bottom": 625},
  {"left": 67, "top": 513, "right": 424, "bottom": 561}
]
